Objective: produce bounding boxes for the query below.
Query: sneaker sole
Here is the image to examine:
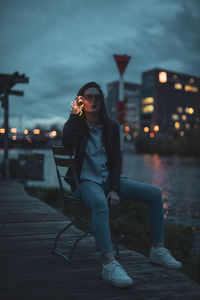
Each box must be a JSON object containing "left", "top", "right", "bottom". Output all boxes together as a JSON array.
[
  {"left": 149, "top": 258, "right": 182, "bottom": 270},
  {"left": 101, "top": 274, "right": 134, "bottom": 288}
]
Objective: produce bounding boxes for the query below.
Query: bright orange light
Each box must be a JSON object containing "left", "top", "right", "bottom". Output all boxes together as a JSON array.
[
  {"left": 51, "top": 130, "right": 57, "bottom": 137},
  {"left": 144, "top": 126, "right": 149, "bottom": 133},
  {"left": 182, "top": 114, "right": 187, "bottom": 121},
  {"left": 184, "top": 85, "right": 198, "bottom": 92},
  {"left": 163, "top": 203, "right": 168, "bottom": 209},
  {"left": 24, "top": 129, "right": 29, "bottom": 135},
  {"left": 124, "top": 126, "right": 130, "bottom": 132},
  {"left": 159, "top": 72, "right": 167, "bottom": 83},
  {"left": 33, "top": 129, "right": 40, "bottom": 135},
  {"left": 142, "top": 105, "right": 154, "bottom": 113},
  {"left": 0, "top": 128, "right": 5, "bottom": 134},
  {"left": 150, "top": 132, "right": 155, "bottom": 138},
  {"left": 11, "top": 128, "right": 17, "bottom": 133},
  {"left": 12, "top": 135, "right": 17, "bottom": 140},
  {"left": 154, "top": 125, "right": 159, "bottom": 132},
  {"left": 174, "top": 122, "right": 180, "bottom": 129}
]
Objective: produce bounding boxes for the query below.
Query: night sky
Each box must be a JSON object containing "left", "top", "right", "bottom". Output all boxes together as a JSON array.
[{"left": 0, "top": 0, "right": 200, "bottom": 129}]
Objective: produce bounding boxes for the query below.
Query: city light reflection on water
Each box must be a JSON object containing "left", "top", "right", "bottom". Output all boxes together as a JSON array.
[{"left": 1, "top": 148, "right": 200, "bottom": 253}]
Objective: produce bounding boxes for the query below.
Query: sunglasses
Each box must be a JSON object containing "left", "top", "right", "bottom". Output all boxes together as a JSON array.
[{"left": 82, "top": 94, "right": 101, "bottom": 102}]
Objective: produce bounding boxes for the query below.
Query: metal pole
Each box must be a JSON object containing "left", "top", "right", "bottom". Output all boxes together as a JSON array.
[
  {"left": 3, "top": 94, "right": 9, "bottom": 179},
  {"left": 119, "top": 75, "right": 124, "bottom": 152}
]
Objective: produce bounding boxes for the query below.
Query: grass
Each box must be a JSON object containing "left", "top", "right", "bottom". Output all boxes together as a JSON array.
[{"left": 25, "top": 185, "right": 200, "bottom": 284}]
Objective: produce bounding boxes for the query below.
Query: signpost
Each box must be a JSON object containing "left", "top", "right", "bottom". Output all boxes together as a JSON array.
[
  {"left": 0, "top": 72, "right": 29, "bottom": 179},
  {"left": 113, "top": 54, "right": 131, "bottom": 151}
]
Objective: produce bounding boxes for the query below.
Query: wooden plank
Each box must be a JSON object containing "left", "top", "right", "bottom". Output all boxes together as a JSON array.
[{"left": 0, "top": 180, "right": 200, "bottom": 300}]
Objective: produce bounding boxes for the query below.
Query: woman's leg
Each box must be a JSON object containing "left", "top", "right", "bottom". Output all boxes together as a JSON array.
[
  {"left": 73, "top": 180, "right": 114, "bottom": 257},
  {"left": 119, "top": 177, "right": 165, "bottom": 246}
]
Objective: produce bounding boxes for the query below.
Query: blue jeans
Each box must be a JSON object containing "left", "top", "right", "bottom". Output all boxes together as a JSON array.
[{"left": 71, "top": 177, "right": 164, "bottom": 254}]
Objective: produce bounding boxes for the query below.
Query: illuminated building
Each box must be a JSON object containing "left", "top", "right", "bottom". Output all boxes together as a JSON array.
[{"left": 141, "top": 68, "right": 200, "bottom": 137}]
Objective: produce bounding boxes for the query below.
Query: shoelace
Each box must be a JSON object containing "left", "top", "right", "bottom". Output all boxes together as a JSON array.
[{"left": 111, "top": 261, "right": 126, "bottom": 278}]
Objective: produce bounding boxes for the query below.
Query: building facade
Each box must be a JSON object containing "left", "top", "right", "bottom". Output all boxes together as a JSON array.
[
  {"left": 106, "top": 81, "right": 141, "bottom": 139},
  {"left": 141, "top": 68, "right": 200, "bottom": 138}
]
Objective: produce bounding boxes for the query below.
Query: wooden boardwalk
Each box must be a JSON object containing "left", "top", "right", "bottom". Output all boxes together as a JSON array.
[{"left": 0, "top": 180, "right": 200, "bottom": 300}]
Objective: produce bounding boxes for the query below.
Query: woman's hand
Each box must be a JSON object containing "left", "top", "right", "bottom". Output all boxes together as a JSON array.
[
  {"left": 106, "top": 190, "right": 121, "bottom": 206},
  {"left": 71, "top": 96, "right": 84, "bottom": 115}
]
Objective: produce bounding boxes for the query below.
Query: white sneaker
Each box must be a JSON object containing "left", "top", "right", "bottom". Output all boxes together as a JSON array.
[
  {"left": 149, "top": 246, "right": 183, "bottom": 270},
  {"left": 101, "top": 260, "right": 134, "bottom": 288}
]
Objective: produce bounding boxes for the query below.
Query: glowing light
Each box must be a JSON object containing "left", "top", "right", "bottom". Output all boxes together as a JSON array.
[
  {"left": 174, "top": 83, "right": 182, "bottom": 90},
  {"left": 33, "top": 129, "right": 40, "bottom": 135},
  {"left": 150, "top": 132, "right": 155, "bottom": 138},
  {"left": 0, "top": 128, "right": 5, "bottom": 134},
  {"left": 184, "top": 85, "right": 198, "bottom": 92},
  {"left": 124, "top": 126, "right": 130, "bottom": 132},
  {"left": 12, "top": 135, "right": 17, "bottom": 140},
  {"left": 190, "top": 78, "right": 194, "bottom": 83},
  {"left": 172, "top": 114, "right": 179, "bottom": 121},
  {"left": 180, "top": 131, "right": 184, "bottom": 136},
  {"left": 142, "top": 97, "right": 154, "bottom": 104},
  {"left": 24, "top": 129, "right": 29, "bottom": 135},
  {"left": 163, "top": 203, "right": 168, "bottom": 209},
  {"left": 154, "top": 125, "right": 159, "bottom": 132},
  {"left": 177, "top": 107, "right": 183, "bottom": 113},
  {"left": 159, "top": 71, "right": 167, "bottom": 83},
  {"left": 144, "top": 126, "right": 149, "bottom": 133},
  {"left": 142, "top": 105, "right": 154, "bottom": 113},
  {"left": 182, "top": 114, "right": 187, "bottom": 121},
  {"left": 188, "top": 107, "right": 194, "bottom": 114},
  {"left": 11, "top": 128, "right": 17, "bottom": 133},
  {"left": 174, "top": 122, "right": 180, "bottom": 129},
  {"left": 51, "top": 130, "right": 57, "bottom": 137}
]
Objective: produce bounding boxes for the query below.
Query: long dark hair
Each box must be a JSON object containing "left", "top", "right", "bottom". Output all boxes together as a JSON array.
[{"left": 77, "top": 81, "right": 112, "bottom": 145}]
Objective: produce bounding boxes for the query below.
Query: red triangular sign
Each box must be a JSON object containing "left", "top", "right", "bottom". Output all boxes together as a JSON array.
[{"left": 114, "top": 54, "right": 131, "bottom": 75}]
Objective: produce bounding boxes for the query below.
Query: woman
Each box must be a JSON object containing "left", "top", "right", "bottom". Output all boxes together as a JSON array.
[{"left": 62, "top": 81, "right": 182, "bottom": 288}]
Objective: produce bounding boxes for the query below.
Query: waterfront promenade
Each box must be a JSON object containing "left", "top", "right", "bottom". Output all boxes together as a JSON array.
[{"left": 0, "top": 180, "right": 200, "bottom": 300}]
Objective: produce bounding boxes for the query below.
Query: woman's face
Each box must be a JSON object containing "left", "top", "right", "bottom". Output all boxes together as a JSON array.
[{"left": 82, "top": 87, "right": 102, "bottom": 114}]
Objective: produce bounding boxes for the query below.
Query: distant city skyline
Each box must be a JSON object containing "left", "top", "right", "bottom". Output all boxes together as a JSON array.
[{"left": 0, "top": 0, "right": 200, "bottom": 129}]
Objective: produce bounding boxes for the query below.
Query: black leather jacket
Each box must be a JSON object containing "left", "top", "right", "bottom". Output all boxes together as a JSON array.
[{"left": 61, "top": 113, "right": 122, "bottom": 195}]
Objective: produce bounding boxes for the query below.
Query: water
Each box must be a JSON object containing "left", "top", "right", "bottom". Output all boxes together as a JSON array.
[{"left": 1, "top": 148, "right": 200, "bottom": 254}]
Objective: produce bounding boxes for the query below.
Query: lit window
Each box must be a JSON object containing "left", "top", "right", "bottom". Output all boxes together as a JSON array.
[
  {"left": 182, "top": 114, "right": 187, "bottom": 121},
  {"left": 174, "top": 122, "right": 180, "bottom": 129},
  {"left": 142, "top": 97, "right": 154, "bottom": 104},
  {"left": 174, "top": 83, "right": 182, "bottom": 90},
  {"left": 185, "top": 107, "right": 194, "bottom": 114},
  {"left": 172, "top": 114, "right": 179, "bottom": 120},
  {"left": 11, "top": 128, "right": 17, "bottom": 133},
  {"left": 180, "top": 131, "right": 184, "bottom": 136},
  {"left": 33, "top": 129, "right": 40, "bottom": 135},
  {"left": 190, "top": 78, "right": 194, "bottom": 83},
  {"left": 0, "top": 128, "right": 5, "bottom": 134},
  {"left": 154, "top": 125, "right": 159, "bottom": 132},
  {"left": 184, "top": 85, "right": 198, "bottom": 92},
  {"left": 12, "top": 135, "right": 17, "bottom": 140},
  {"left": 144, "top": 126, "right": 149, "bottom": 132},
  {"left": 177, "top": 107, "right": 183, "bottom": 113},
  {"left": 159, "top": 72, "right": 167, "bottom": 83},
  {"left": 142, "top": 105, "right": 154, "bottom": 113},
  {"left": 24, "top": 129, "right": 29, "bottom": 135},
  {"left": 185, "top": 123, "right": 190, "bottom": 129}
]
